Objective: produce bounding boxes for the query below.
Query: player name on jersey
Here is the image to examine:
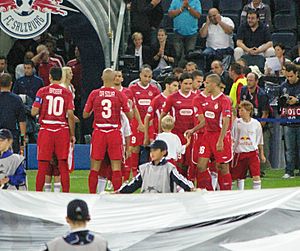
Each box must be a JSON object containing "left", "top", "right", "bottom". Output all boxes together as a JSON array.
[
  {"left": 49, "top": 88, "right": 62, "bottom": 95},
  {"left": 98, "top": 90, "right": 116, "bottom": 98}
]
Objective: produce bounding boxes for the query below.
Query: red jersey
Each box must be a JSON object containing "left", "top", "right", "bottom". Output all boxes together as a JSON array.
[
  {"left": 192, "top": 89, "right": 201, "bottom": 95},
  {"left": 163, "top": 90, "right": 196, "bottom": 133},
  {"left": 38, "top": 58, "right": 61, "bottom": 87},
  {"left": 146, "top": 93, "right": 168, "bottom": 133},
  {"left": 198, "top": 93, "right": 232, "bottom": 132},
  {"left": 84, "top": 87, "right": 130, "bottom": 129},
  {"left": 120, "top": 86, "right": 135, "bottom": 109},
  {"left": 193, "top": 91, "right": 209, "bottom": 133},
  {"left": 129, "top": 83, "right": 160, "bottom": 120},
  {"left": 33, "top": 84, "right": 74, "bottom": 128}
]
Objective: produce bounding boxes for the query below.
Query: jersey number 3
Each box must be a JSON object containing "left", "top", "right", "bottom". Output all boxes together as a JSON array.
[
  {"left": 46, "top": 95, "right": 64, "bottom": 116},
  {"left": 101, "top": 99, "right": 112, "bottom": 119}
]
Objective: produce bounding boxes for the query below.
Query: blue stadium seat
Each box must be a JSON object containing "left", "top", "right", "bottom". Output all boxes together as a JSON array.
[
  {"left": 218, "top": 0, "right": 243, "bottom": 13},
  {"left": 241, "top": 55, "right": 266, "bottom": 72},
  {"left": 272, "top": 32, "right": 297, "bottom": 50},
  {"left": 222, "top": 13, "right": 240, "bottom": 32},
  {"left": 273, "top": 14, "right": 297, "bottom": 32},
  {"left": 201, "top": 0, "right": 214, "bottom": 14}
]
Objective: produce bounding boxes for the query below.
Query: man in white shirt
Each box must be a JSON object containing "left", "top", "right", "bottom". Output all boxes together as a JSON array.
[{"left": 199, "top": 8, "right": 234, "bottom": 70}]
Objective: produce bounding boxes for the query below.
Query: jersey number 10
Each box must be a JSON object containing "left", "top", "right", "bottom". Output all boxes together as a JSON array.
[{"left": 46, "top": 95, "right": 64, "bottom": 116}]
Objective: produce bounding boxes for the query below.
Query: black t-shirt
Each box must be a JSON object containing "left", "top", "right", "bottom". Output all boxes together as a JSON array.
[
  {"left": 0, "top": 92, "right": 26, "bottom": 134},
  {"left": 237, "top": 23, "right": 272, "bottom": 48}
]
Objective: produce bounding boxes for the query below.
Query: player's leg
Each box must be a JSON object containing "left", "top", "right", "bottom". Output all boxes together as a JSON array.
[
  {"left": 249, "top": 151, "right": 261, "bottom": 189},
  {"left": 197, "top": 157, "right": 213, "bottom": 190},
  {"left": 130, "top": 145, "right": 140, "bottom": 177},
  {"left": 217, "top": 163, "right": 232, "bottom": 190},
  {"left": 89, "top": 158, "right": 102, "bottom": 193},
  {"left": 44, "top": 175, "right": 52, "bottom": 192},
  {"left": 36, "top": 161, "right": 50, "bottom": 191}
]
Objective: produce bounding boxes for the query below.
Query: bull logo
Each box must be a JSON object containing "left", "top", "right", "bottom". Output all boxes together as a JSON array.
[{"left": 0, "top": 0, "right": 76, "bottom": 39}]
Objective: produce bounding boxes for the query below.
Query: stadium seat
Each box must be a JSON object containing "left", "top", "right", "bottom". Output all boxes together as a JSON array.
[
  {"left": 222, "top": 13, "right": 240, "bottom": 32},
  {"left": 201, "top": 0, "right": 214, "bottom": 14},
  {"left": 161, "top": 0, "right": 172, "bottom": 13},
  {"left": 273, "top": 0, "right": 296, "bottom": 14},
  {"left": 160, "top": 13, "right": 173, "bottom": 32},
  {"left": 241, "top": 54, "right": 266, "bottom": 72},
  {"left": 218, "top": 0, "right": 243, "bottom": 13},
  {"left": 272, "top": 32, "right": 297, "bottom": 50},
  {"left": 247, "top": 0, "right": 271, "bottom": 5},
  {"left": 273, "top": 14, "right": 297, "bottom": 32}
]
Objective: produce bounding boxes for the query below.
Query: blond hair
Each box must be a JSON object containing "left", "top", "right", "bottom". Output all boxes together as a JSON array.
[
  {"left": 239, "top": 100, "right": 254, "bottom": 116},
  {"left": 61, "top": 66, "right": 72, "bottom": 85},
  {"left": 161, "top": 115, "right": 175, "bottom": 131}
]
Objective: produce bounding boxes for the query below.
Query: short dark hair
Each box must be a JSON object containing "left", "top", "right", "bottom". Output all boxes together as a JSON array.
[
  {"left": 247, "top": 9, "right": 259, "bottom": 19},
  {"left": 49, "top": 67, "right": 62, "bottom": 81},
  {"left": 247, "top": 72, "right": 259, "bottom": 81},
  {"left": 179, "top": 72, "right": 193, "bottom": 82},
  {"left": 192, "top": 70, "right": 204, "bottom": 78},
  {"left": 24, "top": 60, "right": 34, "bottom": 68},
  {"left": 274, "top": 43, "right": 285, "bottom": 51},
  {"left": 230, "top": 62, "right": 243, "bottom": 75},
  {"left": 0, "top": 73, "right": 12, "bottom": 87},
  {"left": 285, "top": 63, "right": 298, "bottom": 74},
  {"left": 0, "top": 55, "right": 7, "bottom": 63},
  {"left": 173, "top": 67, "right": 184, "bottom": 74}
]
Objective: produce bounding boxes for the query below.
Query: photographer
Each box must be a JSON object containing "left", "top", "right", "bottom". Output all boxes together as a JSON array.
[{"left": 279, "top": 63, "right": 300, "bottom": 179}]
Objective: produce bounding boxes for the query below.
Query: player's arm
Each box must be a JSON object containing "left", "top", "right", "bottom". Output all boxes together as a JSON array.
[
  {"left": 170, "top": 168, "right": 194, "bottom": 191},
  {"left": 216, "top": 116, "right": 230, "bottom": 152},
  {"left": 83, "top": 92, "right": 94, "bottom": 119},
  {"left": 144, "top": 114, "right": 151, "bottom": 146},
  {"left": 160, "top": 96, "right": 173, "bottom": 131},
  {"left": 257, "top": 123, "right": 266, "bottom": 163},
  {"left": 118, "top": 173, "right": 143, "bottom": 193},
  {"left": 185, "top": 114, "right": 205, "bottom": 137},
  {"left": 134, "top": 106, "right": 144, "bottom": 132},
  {"left": 31, "top": 107, "right": 39, "bottom": 117},
  {"left": 67, "top": 109, "right": 75, "bottom": 145}
]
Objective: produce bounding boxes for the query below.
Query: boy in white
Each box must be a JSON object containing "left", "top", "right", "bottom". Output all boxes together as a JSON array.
[
  {"left": 156, "top": 115, "right": 191, "bottom": 167},
  {"left": 231, "top": 101, "right": 266, "bottom": 190}
]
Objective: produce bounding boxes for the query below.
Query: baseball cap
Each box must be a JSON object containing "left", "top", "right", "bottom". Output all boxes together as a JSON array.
[
  {"left": 150, "top": 140, "right": 168, "bottom": 152},
  {"left": 67, "top": 199, "right": 90, "bottom": 221},
  {"left": 0, "top": 129, "right": 13, "bottom": 140}
]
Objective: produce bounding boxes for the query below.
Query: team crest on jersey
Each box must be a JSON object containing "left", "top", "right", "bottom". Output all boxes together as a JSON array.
[
  {"left": 214, "top": 103, "right": 218, "bottom": 109},
  {"left": 0, "top": 0, "right": 74, "bottom": 39},
  {"left": 147, "top": 106, "right": 153, "bottom": 113},
  {"left": 148, "top": 91, "right": 153, "bottom": 97}
]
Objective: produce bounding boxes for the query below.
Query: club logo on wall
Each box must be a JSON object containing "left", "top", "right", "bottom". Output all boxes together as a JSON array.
[{"left": 0, "top": 0, "right": 70, "bottom": 39}]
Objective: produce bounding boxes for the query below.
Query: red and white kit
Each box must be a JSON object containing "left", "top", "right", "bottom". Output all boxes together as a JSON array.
[{"left": 231, "top": 118, "right": 263, "bottom": 180}]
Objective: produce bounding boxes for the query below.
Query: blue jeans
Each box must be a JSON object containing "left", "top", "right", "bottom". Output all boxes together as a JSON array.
[{"left": 283, "top": 126, "right": 300, "bottom": 175}]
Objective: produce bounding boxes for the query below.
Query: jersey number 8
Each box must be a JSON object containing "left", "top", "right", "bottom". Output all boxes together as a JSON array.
[{"left": 46, "top": 95, "right": 64, "bottom": 116}]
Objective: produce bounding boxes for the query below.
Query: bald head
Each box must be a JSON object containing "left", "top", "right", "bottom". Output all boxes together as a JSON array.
[
  {"left": 208, "top": 8, "right": 220, "bottom": 25},
  {"left": 102, "top": 68, "right": 116, "bottom": 87}
]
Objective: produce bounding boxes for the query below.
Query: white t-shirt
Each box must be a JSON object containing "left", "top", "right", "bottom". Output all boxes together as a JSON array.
[
  {"left": 204, "top": 16, "right": 234, "bottom": 50},
  {"left": 232, "top": 118, "right": 263, "bottom": 153},
  {"left": 156, "top": 132, "right": 186, "bottom": 160},
  {"left": 135, "top": 46, "right": 143, "bottom": 69},
  {"left": 121, "top": 112, "right": 132, "bottom": 145}
]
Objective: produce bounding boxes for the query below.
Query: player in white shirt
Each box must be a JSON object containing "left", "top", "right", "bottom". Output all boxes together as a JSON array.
[{"left": 231, "top": 101, "right": 266, "bottom": 190}]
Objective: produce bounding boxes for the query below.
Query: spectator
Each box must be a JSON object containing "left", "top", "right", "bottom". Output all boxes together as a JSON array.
[
  {"left": 185, "top": 61, "right": 198, "bottom": 73},
  {"left": 240, "top": 72, "right": 272, "bottom": 174},
  {"left": 265, "top": 43, "right": 291, "bottom": 77},
  {"left": 168, "top": 0, "right": 201, "bottom": 65},
  {"left": 287, "top": 44, "right": 300, "bottom": 62},
  {"left": 229, "top": 62, "right": 247, "bottom": 108},
  {"left": 152, "top": 29, "right": 176, "bottom": 78},
  {"left": 0, "top": 73, "right": 26, "bottom": 154},
  {"left": 279, "top": 64, "right": 300, "bottom": 179},
  {"left": 234, "top": 10, "right": 274, "bottom": 61},
  {"left": 240, "top": 0, "right": 272, "bottom": 28},
  {"left": 191, "top": 70, "right": 204, "bottom": 93},
  {"left": 211, "top": 60, "right": 233, "bottom": 95},
  {"left": 45, "top": 39, "right": 66, "bottom": 67},
  {"left": 130, "top": 0, "right": 163, "bottom": 47},
  {"left": 15, "top": 51, "right": 36, "bottom": 80},
  {"left": 13, "top": 60, "right": 44, "bottom": 101},
  {"left": 31, "top": 44, "right": 62, "bottom": 86},
  {"left": 126, "top": 32, "right": 152, "bottom": 69},
  {"left": 45, "top": 199, "right": 110, "bottom": 250},
  {"left": 0, "top": 56, "right": 7, "bottom": 76},
  {"left": 173, "top": 67, "right": 184, "bottom": 79},
  {"left": 199, "top": 8, "right": 234, "bottom": 69}
]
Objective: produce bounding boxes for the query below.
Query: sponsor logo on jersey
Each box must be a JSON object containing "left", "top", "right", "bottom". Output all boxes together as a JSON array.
[
  {"left": 179, "top": 109, "right": 193, "bottom": 116},
  {"left": 138, "top": 99, "right": 151, "bottom": 106},
  {"left": 0, "top": 0, "right": 75, "bottom": 39},
  {"left": 240, "top": 136, "right": 251, "bottom": 141},
  {"left": 204, "top": 111, "right": 215, "bottom": 119},
  {"left": 176, "top": 101, "right": 182, "bottom": 104},
  {"left": 136, "top": 92, "right": 141, "bottom": 95}
]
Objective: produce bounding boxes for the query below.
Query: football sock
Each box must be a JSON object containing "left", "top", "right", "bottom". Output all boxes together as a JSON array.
[
  {"left": 112, "top": 170, "right": 122, "bottom": 190},
  {"left": 237, "top": 179, "right": 245, "bottom": 190},
  {"left": 58, "top": 160, "right": 70, "bottom": 193},
  {"left": 44, "top": 183, "right": 51, "bottom": 192},
  {"left": 218, "top": 173, "right": 232, "bottom": 190},
  {"left": 123, "top": 159, "right": 131, "bottom": 181},
  {"left": 210, "top": 171, "right": 218, "bottom": 191},
  {"left": 98, "top": 177, "right": 107, "bottom": 193},
  {"left": 88, "top": 170, "right": 98, "bottom": 194},
  {"left": 53, "top": 182, "right": 61, "bottom": 193},
  {"left": 253, "top": 180, "right": 261, "bottom": 190},
  {"left": 197, "top": 170, "right": 213, "bottom": 191},
  {"left": 36, "top": 161, "right": 49, "bottom": 191}
]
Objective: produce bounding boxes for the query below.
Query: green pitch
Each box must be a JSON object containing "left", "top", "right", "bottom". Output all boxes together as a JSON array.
[{"left": 26, "top": 169, "right": 300, "bottom": 193}]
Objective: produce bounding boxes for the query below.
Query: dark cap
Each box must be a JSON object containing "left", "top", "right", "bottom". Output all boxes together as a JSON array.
[
  {"left": 150, "top": 140, "right": 168, "bottom": 151},
  {"left": 67, "top": 199, "right": 90, "bottom": 221},
  {"left": 0, "top": 129, "right": 13, "bottom": 140}
]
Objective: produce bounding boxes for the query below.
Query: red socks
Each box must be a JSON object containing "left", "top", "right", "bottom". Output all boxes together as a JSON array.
[
  {"left": 58, "top": 160, "right": 70, "bottom": 193},
  {"left": 123, "top": 159, "right": 131, "bottom": 181},
  {"left": 218, "top": 173, "right": 232, "bottom": 190},
  {"left": 197, "top": 169, "right": 214, "bottom": 191},
  {"left": 36, "top": 161, "right": 49, "bottom": 191},
  {"left": 112, "top": 170, "right": 122, "bottom": 190},
  {"left": 130, "top": 152, "right": 139, "bottom": 177},
  {"left": 89, "top": 170, "right": 98, "bottom": 193}
]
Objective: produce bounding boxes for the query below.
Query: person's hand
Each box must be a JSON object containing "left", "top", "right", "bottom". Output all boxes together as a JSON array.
[
  {"left": 70, "top": 136, "right": 76, "bottom": 147},
  {"left": 216, "top": 139, "right": 224, "bottom": 152},
  {"left": 182, "top": 0, "right": 189, "bottom": 8},
  {"left": 138, "top": 123, "right": 145, "bottom": 133},
  {"left": 74, "top": 115, "right": 80, "bottom": 123},
  {"left": 159, "top": 47, "right": 164, "bottom": 55},
  {"left": 0, "top": 177, "right": 9, "bottom": 186},
  {"left": 206, "top": 15, "right": 210, "bottom": 24},
  {"left": 191, "top": 188, "right": 201, "bottom": 192},
  {"left": 288, "top": 96, "right": 298, "bottom": 105},
  {"left": 248, "top": 48, "right": 257, "bottom": 55},
  {"left": 184, "top": 129, "right": 193, "bottom": 138},
  {"left": 125, "top": 146, "right": 132, "bottom": 159},
  {"left": 151, "top": 0, "right": 161, "bottom": 6},
  {"left": 260, "top": 154, "right": 266, "bottom": 163},
  {"left": 215, "top": 14, "right": 221, "bottom": 23}
]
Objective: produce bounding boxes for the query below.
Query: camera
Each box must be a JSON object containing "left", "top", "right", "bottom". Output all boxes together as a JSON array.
[{"left": 279, "top": 93, "right": 290, "bottom": 106}]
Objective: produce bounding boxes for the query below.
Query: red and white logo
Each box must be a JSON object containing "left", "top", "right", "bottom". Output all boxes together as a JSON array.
[{"left": 0, "top": 0, "right": 74, "bottom": 39}]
